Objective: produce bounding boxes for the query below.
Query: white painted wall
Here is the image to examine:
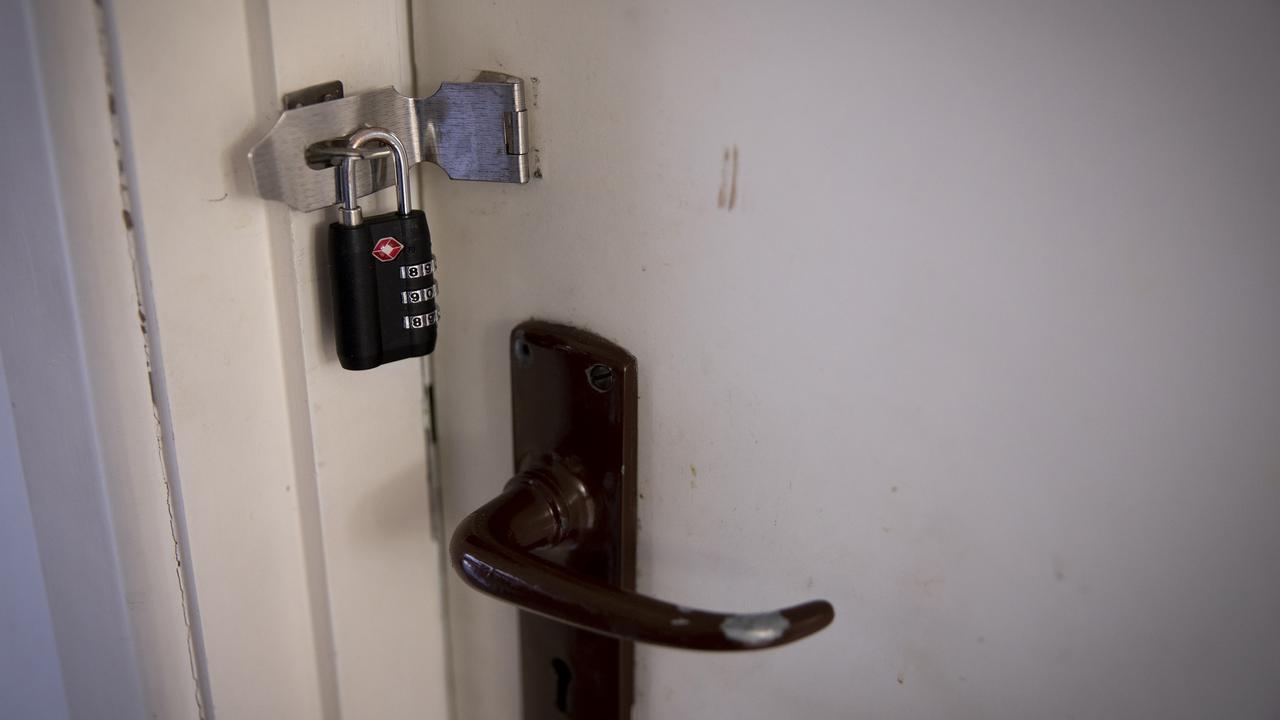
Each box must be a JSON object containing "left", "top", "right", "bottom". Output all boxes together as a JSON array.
[
  {"left": 415, "top": 2, "right": 1280, "bottom": 718},
  {"left": 0, "top": 351, "right": 69, "bottom": 720}
]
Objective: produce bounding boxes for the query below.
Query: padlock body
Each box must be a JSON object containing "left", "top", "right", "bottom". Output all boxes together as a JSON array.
[{"left": 328, "top": 209, "right": 438, "bottom": 370}]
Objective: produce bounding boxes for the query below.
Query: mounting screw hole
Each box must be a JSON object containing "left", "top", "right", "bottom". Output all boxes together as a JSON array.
[{"left": 513, "top": 334, "right": 533, "bottom": 367}]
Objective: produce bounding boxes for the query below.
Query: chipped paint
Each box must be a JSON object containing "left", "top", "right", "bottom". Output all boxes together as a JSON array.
[
  {"left": 94, "top": 2, "right": 206, "bottom": 714},
  {"left": 720, "top": 611, "right": 790, "bottom": 647}
]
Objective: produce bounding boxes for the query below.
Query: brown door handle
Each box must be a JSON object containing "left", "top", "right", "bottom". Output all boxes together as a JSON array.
[{"left": 450, "top": 458, "right": 835, "bottom": 651}]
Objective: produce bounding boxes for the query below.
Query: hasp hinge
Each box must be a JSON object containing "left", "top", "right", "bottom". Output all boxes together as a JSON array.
[{"left": 506, "top": 108, "right": 529, "bottom": 156}]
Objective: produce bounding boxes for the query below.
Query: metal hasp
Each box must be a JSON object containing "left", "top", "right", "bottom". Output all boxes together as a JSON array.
[
  {"left": 248, "top": 72, "right": 528, "bottom": 212},
  {"left": 450, "top": 321, "right": 836, "bottom": 720}
]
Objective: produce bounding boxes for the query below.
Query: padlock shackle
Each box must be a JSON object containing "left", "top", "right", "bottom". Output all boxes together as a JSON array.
[
  {"left": 337, "top": 155, "right": 362, "bottom": 226},
  {"left": 349, "top": 128, "right": 411, "bottom": 217}
]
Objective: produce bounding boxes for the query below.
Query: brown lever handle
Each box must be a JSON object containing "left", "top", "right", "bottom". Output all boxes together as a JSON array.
[{"left": 450, "top": 460, "right": 835, "bottom": 651}]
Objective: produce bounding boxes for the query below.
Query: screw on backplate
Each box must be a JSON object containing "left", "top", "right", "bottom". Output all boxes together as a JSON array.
[
  {"left": 513, "top": 334, "right": 533, "bottom": 367},
  {"left": 586, "top": 364, "right": 615, "bottom": 393}
]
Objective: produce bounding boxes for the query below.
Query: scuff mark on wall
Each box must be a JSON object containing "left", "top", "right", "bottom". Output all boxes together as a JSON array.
[
  {"left": 717, "top": 145, "right": 739, "bottom": 210},
  {"left": 729, "top": 145, "right": 738, "bottom": 209}
]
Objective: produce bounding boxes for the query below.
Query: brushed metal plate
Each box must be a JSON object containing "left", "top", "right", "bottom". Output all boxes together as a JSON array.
[{"left": 249, "top": 76, "right": 528, "bottom": 212}]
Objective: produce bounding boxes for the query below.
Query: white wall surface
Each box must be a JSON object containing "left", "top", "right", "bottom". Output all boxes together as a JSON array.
[
  {"left": 415, "top": 2, "right": 1280, "bottom": 718},
  {"left": 0, "top": 350, "right": 69, "bottom": 720}
]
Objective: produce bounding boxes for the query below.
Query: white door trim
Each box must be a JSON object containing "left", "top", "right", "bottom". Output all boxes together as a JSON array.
[{"left": 99, "top": 0, "right": 451, "bottom": 717}]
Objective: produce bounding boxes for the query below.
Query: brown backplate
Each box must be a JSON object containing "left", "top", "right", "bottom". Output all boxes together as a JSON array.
[{"left": 510, "top": 320, "right": 636, "bottom": 720}]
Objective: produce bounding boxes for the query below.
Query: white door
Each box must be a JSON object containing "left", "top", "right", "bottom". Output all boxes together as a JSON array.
[
  {"left": 33, "top": 1, "right": 1279, "bottom": 718},
  {"left": 414, "top": 2, "right": 1280, "bottom": 719}
]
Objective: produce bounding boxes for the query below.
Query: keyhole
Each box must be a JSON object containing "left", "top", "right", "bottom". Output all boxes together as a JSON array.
[{"left": 551, "top": 657, "right": 572, "bottom": 714}]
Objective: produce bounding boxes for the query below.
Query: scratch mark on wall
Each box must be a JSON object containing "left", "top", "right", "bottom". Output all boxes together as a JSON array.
[
  {"left": 729, "top": 145, "right": 738, "bottom": 209},
  {"left": 718, "top": 149, "right": 729, "bottom": 208},
  {"left": 717, "top": 145, "right": 739, "bottom": 210}
]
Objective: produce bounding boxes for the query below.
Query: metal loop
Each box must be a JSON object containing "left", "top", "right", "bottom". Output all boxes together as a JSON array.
[{"left": 348, "top": 127, "right": 410, "bottom": 217}]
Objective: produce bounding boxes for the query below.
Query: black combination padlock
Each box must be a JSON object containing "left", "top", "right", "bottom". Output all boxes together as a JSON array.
[{"left": 328, "top": 128, "right": 438, "bottom": 370}]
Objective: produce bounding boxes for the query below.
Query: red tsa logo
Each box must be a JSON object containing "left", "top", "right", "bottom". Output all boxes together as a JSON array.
[{"left": 371, "top": 237, "right": 404, "bottom": 262}]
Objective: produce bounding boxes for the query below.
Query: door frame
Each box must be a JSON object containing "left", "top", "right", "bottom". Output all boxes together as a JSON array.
[
  {"left": 3, "top": 1, "right": 199, "bottom": 718},
  {"left": 6, "top": 0, "right": 454, "bottom": 717}
]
